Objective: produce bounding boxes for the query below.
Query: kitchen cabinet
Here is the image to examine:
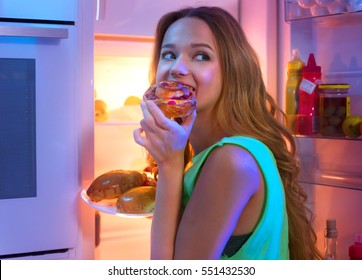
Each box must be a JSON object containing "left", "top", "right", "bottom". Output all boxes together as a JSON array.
[{"left": 94, "top": 0, "right": 240, "bottom": 36}]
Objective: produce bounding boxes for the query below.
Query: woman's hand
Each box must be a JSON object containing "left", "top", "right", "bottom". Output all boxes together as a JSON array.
[{"left": 133, "top": 101, "right": 196, "bottom": 166}]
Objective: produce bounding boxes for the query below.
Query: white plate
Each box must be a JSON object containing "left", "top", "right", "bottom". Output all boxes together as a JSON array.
[{"left": 80, "top": 189, "right": 153, "bottom": 218}]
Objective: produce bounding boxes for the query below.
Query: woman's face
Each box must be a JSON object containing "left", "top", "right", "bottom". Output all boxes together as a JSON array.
[{"left": 156, "top": 17, "right": 222, "bottom": 116}]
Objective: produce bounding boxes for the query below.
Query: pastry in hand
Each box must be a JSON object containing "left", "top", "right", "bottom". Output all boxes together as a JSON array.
[{"left": 143, "top": 80, "right": 197, "bottom": 118}]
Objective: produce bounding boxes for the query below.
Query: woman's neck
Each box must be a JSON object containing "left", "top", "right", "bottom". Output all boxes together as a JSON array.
[{"left": 189, "top": 115, "right": 226, "bottom": 155}]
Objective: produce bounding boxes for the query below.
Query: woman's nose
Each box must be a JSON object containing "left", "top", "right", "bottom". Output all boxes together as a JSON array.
[{"left": 170, "top": 56, "right": 189, "bottom": 77}]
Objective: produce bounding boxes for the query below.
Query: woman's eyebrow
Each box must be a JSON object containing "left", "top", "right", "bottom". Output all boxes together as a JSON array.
[
  {"left": 161, "top": 43, "right": 214, "bottom": 51},
  {"left": 190, "top": 43, "right": 214, "bottom": 51}
]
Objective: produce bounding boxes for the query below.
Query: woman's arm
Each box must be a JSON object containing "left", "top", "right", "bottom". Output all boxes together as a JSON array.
[
  {"left": 174, "top": 144, "right": 264, "bottom": 259},
  {"left": 150, "top": 157, "right": 184, "bottom": 259},
  {"left": 133, "top": 101, "right": 196, "bottom": 259}
]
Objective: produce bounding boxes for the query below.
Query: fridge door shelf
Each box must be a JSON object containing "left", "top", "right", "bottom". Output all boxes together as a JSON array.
[
  {"left": 95, "top": 122, "right": 139, "bottom": 126},
  {"left": 285, "top": 0, "right": 362, "bottom": 21},
  {"left": 295, "top": 136, "right": 362, "bottom": 191}
]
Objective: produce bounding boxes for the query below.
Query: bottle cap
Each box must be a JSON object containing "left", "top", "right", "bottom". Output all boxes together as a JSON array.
[
  {"left": 292, "top": 49, "right": 301, "bottom": 60},
  {"left": 288, "top": 49, "right": 304, "bottom": 71},
  {"left": 325, "top": 219, "right": 338, "bottom": 238},
  {"left": 302, "top": 53, "right": 321, "bottom": 73}
]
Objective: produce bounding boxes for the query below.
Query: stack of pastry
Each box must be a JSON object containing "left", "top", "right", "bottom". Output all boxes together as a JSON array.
[{"left": 86, "top": 169, "right": 156, "bottom": 215}]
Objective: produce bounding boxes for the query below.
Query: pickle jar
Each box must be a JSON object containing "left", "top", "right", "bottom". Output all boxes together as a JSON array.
[{"left": 319, "top": 84, "right": 350, "bottom": 137}]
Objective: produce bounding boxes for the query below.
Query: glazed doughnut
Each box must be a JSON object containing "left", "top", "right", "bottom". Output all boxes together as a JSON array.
[{"left": 143, "top": 80, "right": 197, "bottom": 118}]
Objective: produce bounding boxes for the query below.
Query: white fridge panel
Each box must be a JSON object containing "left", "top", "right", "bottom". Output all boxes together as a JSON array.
[
  {"left": 94, "top": 0, "right": 240, "bottom": 36},
  {"left": 0, "top": 0, "right": 77, "bottom": 21},
  {"left": 0, "top": 24, "right": 79, "bottom": 257}
]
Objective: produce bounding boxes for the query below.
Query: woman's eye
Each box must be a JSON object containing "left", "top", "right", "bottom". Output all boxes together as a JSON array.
[
  {"left": 161, "top": 52, "right": 176, "bottom": 60},
  {"left": 195, "top": 53, "right": 210, "bottom": 61}
]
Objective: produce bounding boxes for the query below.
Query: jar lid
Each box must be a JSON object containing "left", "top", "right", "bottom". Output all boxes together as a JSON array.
[{"left": 318, "top": 83, "right": 350, "bottom": 89}]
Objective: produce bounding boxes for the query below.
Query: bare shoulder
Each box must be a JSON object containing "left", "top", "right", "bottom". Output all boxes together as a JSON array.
[
  {"left": 201, "top": 143, "right": 262, "bottom": 195},
  {"left": 175, "top": 143, "right": 264, "bottom": 258}
]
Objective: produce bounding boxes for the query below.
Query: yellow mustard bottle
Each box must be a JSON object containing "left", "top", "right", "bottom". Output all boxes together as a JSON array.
[{"left": 285, "top": 49, "right": 304, "bottom": 133}]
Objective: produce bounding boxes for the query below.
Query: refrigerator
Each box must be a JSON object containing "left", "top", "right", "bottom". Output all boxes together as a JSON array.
[
  {"left": 92, "top": 0, "right": 361, "bottom": 259},
  {"left": 241, "top": 0, "right": 362, "bottom": 259}
]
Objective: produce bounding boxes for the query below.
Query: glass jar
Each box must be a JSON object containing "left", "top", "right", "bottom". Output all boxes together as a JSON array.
[{"left": 319, "top": 84, "right": 350, "bottom": 137}]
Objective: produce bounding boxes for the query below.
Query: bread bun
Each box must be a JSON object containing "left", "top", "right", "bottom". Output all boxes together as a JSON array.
[
  {"left": 86, "top": 170, "right": 147, "bottom": 202},
  {"left": 143, "top": 80, "right": 197, "bottom": 118},
  {"left": 116, "top": 186, "right": 156, "bottom": 214}
]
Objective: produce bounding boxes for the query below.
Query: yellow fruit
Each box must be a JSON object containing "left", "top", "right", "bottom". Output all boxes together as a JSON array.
[
  {"left": 342, "top": 115, "right": 362, "bottom": 138},
  {"left": 124, "top": 95, "right": 141, "bottom": 106},
  {"left": 94, "top": 99, "right": 108, "bottom": 122}
]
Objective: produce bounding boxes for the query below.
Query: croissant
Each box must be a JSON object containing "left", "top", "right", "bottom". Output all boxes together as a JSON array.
[
  {"left": 86, "top": 170, "right": 148, "bottom": 202},
  {"left": 116, "top": 186, "right": 156, "bottom": 214}
]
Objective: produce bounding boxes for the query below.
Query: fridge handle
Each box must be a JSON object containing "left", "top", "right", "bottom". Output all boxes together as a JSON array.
[
  {"left": 0, "top": 25, "right": 68, "bottom": 39},
  {"left": 96, "top": 0, "right": 106, "bottom": 21}
]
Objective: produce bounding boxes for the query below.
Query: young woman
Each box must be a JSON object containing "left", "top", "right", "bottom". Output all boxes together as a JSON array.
[{"left": 133, "top": 6, "right": 322, "bottom": 260}]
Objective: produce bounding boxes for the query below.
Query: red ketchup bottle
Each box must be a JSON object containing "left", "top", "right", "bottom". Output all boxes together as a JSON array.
[
  {"left": 296, "top": 53, "right": 322, "bottom": 135},
  {"left": 349, "top": 233, "right": 362, "bottom": 260}
]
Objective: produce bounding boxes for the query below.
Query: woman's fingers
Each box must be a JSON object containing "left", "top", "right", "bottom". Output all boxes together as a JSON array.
[
  {"left": 145, "top": 101, "right": 174, "bottom": 131},
  {"left": 133, "top": 127, "right": 146, "bottom": 147},
  {"left": 182, "top": 109, "right": 197, "bottom": 135}
]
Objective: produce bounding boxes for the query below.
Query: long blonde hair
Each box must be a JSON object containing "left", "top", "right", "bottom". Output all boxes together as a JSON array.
[{"left": 148, "top": 6, "right": 322, "bottom": 260}]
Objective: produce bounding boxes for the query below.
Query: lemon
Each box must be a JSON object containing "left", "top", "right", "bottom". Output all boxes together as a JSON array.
[{"left": 342, "top": 115, "right": 362, "bottom": 138}]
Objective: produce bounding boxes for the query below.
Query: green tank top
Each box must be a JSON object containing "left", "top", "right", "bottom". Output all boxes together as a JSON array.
[{"left": 182, "top": 136, "right": 289, "bottom": 260}]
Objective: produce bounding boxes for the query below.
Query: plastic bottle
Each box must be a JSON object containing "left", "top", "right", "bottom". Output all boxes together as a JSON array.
[
  {"left": 296, "top": 53, "right": 322, "bottom": 135},
  {"left": 285, "top": 49, "right": 305, "bottom": 133},
  {"left": 324, "top": 219, "right": 338, "bottom": 260},
  {"left": 349, "top": 233, "right": 362, "bottom": 260}
]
